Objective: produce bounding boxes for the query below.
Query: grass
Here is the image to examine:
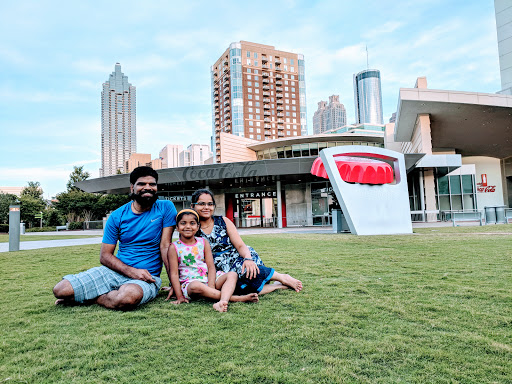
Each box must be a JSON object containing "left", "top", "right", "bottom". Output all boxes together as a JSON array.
[
  {"left": 0, "top": 227, "right": 510, "bottom": 383},
  {"left": 0, "top": 235, "right": 101, "bottom": 243}
]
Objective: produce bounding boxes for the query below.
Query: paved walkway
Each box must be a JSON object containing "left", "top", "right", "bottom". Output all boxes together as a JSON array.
[{"left": 0, "top": 221, "right": 486, "bottom": 253}]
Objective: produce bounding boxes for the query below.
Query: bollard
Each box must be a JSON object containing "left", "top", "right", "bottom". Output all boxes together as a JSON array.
[{"left": 9, "top": 205, "right": 21, "bottom": 252}]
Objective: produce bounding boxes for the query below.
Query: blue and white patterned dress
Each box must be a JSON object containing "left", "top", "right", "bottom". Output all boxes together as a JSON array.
[{"left": 197, "top": 216, "right": 265, "bottom": 278}]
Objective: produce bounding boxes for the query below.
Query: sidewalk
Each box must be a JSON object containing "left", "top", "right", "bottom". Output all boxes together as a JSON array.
[{"left": 0, "top": 221, "right": 479, "bottom": 253}]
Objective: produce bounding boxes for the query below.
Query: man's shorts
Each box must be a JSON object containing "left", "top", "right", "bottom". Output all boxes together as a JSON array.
[
  {"left": 235, "top": 266, "right": 275, "bottom": 294},
  {"left": 63, "top": 266, "right": 162, "bottom": 305}
]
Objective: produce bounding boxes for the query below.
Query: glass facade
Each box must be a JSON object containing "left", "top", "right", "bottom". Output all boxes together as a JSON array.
[
  {"left": 256, "top": 140, "right": 383, "bottom": 160},
  {"left": 229, "top": 43, "right": 244, "bottom": 136},
  {"left": 353, "top": 69, "right": 383, "bottom": 125},
  {"left": 436, "top": 173, "right": 477, "bottom": 213},
  {"left": 298, "top": 54, "right": 307, "bottom": 135}
]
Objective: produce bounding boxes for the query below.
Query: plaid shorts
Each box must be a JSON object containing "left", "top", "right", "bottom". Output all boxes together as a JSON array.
[{"left": 63, "top": 266, "right": 162, "bottom": 305}]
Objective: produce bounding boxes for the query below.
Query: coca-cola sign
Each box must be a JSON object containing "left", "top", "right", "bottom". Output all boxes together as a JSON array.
[{"left": 477, "top": 174, "right": 495, "bottom": 193}]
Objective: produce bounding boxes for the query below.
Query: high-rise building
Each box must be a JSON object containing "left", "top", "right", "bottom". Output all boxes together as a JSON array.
[
  {"left": 313, "top": 95, "right": 347, "bottom": 134},
  {"left": 159, "top": 143, "right": 213, "bottom": 168},
  {"left": 353, "top": 69, "right": 383, "bottom": 125},
  {"left": 211, "top": 41, "right": 307, "bottom": 162},
  {"left": 100, "top": 63, "right": 136, "bottom": 177},
  {"left": 495, "top": 0, "right": 512, "bottom": 95},
  {"left": 125, "top": 153, "right": 162, "bottom": 173}
]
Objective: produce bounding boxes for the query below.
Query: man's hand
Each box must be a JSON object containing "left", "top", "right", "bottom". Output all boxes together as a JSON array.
[{"left": 128, "top": 267, "right": 156, "bottom": 283}]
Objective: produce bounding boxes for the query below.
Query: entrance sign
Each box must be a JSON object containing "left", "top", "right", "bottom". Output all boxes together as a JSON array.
[{"left": 312, "top": 146, "right": 412, "bottom": 235}]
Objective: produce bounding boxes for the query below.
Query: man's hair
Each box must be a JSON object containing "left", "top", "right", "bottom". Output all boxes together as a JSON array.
[{"left": 129, "top": 166, "right": 159, "bottom": 185}]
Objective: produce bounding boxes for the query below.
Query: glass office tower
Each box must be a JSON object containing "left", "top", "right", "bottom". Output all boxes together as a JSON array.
[
  {"left": 100, "top": 63, "right": 136, "bottom": 177},
  {"left": 353, "top": 69, "right": 383, "bottom": 125}
]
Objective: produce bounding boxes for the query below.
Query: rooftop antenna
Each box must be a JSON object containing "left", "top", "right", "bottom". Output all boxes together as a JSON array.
[{"left": 366, "top": 45, "right": 369, "bottom": 69}]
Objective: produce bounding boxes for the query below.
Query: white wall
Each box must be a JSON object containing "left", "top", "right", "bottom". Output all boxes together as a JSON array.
[{"left": 462, "top": 156, "right": 504, "bottom": 208}]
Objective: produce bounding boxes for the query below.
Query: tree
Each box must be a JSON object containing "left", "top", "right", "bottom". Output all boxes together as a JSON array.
[
  {"left": 67, "top": 165, "right": 91, "bottom": 192},
  {"left": 19, "top": 195, "right": 46, "bottom": 228},
  {"left": 0, "top": 193, "right": 18, "bottom": 224},
  {"left": 54, "top": 190, "right": 101, "bottom": 222},
  {"left": 21, "top": 181, "right": 43, "bottom": 200}
]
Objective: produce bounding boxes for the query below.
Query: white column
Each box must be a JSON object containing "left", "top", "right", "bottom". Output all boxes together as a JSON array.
[{"left": 276, "top": 180, "right": 283, "bottom": 228}]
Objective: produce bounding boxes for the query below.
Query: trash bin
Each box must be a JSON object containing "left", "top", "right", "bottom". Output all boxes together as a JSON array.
[
  {"left": 332, "top": 209, "right": 349, "bottom": 233},
  {"left": 484, "top": 206, "right": 497, "bottom": 225},
  {"left": 20, "top": 223, "right": 25, "bottom": 235},
  {"left": 495, "top": 205, "right": 507, "bottom": 224}
]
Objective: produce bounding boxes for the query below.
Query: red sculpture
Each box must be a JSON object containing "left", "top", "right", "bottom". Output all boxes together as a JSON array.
[{"left": 311, "top": 155, "right": 394, "bottom": 184}]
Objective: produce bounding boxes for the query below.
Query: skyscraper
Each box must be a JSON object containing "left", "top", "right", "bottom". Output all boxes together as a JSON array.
[
  {"left": 313, "top": 95, "right": 347, "bottom": 134},
  {"left": 100, "top": 63, "right": 136, "bottom": 177},
  {"left": 211, "top": 41, "right": 307, "bottom": 162},
  {"left": 353, "top": 69, "right": 383, "bottom": 125},
  {"left": 495, "top": 0, "right": 512, "bottom": 95}
]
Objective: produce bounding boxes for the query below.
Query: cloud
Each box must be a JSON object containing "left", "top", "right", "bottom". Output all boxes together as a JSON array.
[
  {"left": 362, "top": 21, "right": 403, "bottom": 40},
  {"left": 0, "top": 87, "right": 88, "bottom": 103},
  {"left": 0, "top": 47, "right": 30, "bottom": 66}
]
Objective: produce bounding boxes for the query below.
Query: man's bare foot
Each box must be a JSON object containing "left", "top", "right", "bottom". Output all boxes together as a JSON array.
[
  {"left": 213, "top": 300, "right": 228, "bottom": 312},
  {"left": 55, "top": 299, "right": 74, "bottom": 306},
  {"left": 231, "top": 293, "right": 259, "bottom": 303},
  {"left": 280, "top": 274, "right": 303, "bottom": 292}
]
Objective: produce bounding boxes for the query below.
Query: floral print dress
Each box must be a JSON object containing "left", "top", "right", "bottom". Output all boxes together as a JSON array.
[
  {"left": 173, "top": 237, "right": 208, "bottom": 298},
  {"left": 198, "top": 216, "right": 265, "bottom": 278}
]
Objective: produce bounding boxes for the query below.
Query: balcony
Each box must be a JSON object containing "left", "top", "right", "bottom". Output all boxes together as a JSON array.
[
  {"left": 223, "top": 87, "right": 229, "bottom": 94},
  {"left": 278, "top": 132, "right": 284, "bottom": 137},
  {"left": 225, "top": 113, "right": 231, "bottom": 119},
  {"left": 214, "top": 90, "right": 219, "bottom": 96},
  {"left": 262, "top": 91, "right": 270, "bottom": 97},
  {"left": 225, "top": 119, "right": 231, "bottom": 125},
  {"left": 277, "top": 125, "right": 284, "bottom": 130},
  {"left": 275, "top": 66, "right": 282, "bottom": 71},
  {"left": 264, "top": 124, "right": 271, "bottom": 129},
  {"left": 264, "top": 130, "right": 272, "bottom": 136},
  {"left": 263, "top": 85, "right": 270, "bottom": 91},
  {"left": 223, "top": 81, "right": 230, "bottom": 88},
  {"left": 264, "top": 117, "right": 271, "bottom": 123},
  {"left": 276, "top": 87, "right": 283, "bottom": 92},
  {"left": 263, "top": 103, "right": 270, "bottom": 110},
  {"left": 262, "top": 64, "right": 269, "bottom": 69},
  {"left": 277, "top": 112, "right": 284, "bottom": 117},
  {"left": 276, "top": 93, "right": 283, "bottom": 98},
  {"left": 262, "top": 77, "right": 269, "bottom": 84},
  {"left": 275, "top": 58, "right": 281, "bottom": 64},
  {"left": 215, "top": 120, "right": 220, "bottom": 126},
  {"left": 214, "top": 84, "right": 219, "bottom": 90},
  {"left": 263, "top": 97, "right": 270, "bottom": 103},
  {"left": 224, "top": 100, "right": 230, "bottom": 106},
  {"left": 276, "top": 99, "right": 283, "bottom": 104},
  {"left": 215, "top": 115, "right": 220, "bottom": 120},
  {"left": 277, "top": 106, "right": 283, "bottom": 111},
  {"left": 214, "top": 97, "right": 219, "bottom": 102},
  {"left": 223, "top": 67, "right": 229, "bottom": 73},
  {"left": 275, "top": 73, "right": 282, "bottom": 80},
  {"left": 262, "top": 56, "right": 268, "bottom": 63},
  {"left": 277, "top": 119, "right": 284, "bottom": 124},
  {"left": 264, "top": 111, "right": 270, "bottom": 116},
  {"left": 276, "top": 81, "right": 283, "bottom": 86},
  {"left": 262, "top": 72, "right": 269, "bottom": 77}
]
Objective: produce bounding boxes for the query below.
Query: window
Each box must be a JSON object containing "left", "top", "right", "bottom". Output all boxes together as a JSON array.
[
  {"left": 248, "top": 101, "right": 253, "bottom": 106},
  {"left": 254, "top": 75, "right": 259, "bottom": 80},
  {"left": 247, "top": 51, "right": 251, "bottom": 57},
  {"left": 256, "top": 122, "right": 261, "bottom": 126},
  {"left": 254, "top": 61, "right": 258, "bottom": 66},
  {"left": 247, "top": 81, "right": 252, "bottom": 86},
  {"left": 249, "top": 127, "right": 253, "bottom": 132},
  {"left": 248, "top": 95, "right": 252, "bottom": 99},
  {"left": 247, "top": 68, "right": 252, "bottom": 73},
  {"left": 249, "top": 121, "right": 254, "bottom": 126},
  {"left": 248, "top": 107, "right": 253, "bottom": 112},
  {"left": 247, "top": 59, "right": 251, "bottom": 65},
  {"left": 254, "top": 52, "right": 258, "bottom": 58},
  {"left": 247, "top": 75, "right": 252, "bottom": 80},
  {"left": 255, "top": 102, "right": 260, "bottom": 106},
  {"left": 284, "top": 58, "right": 287, "bottom": 64},
  {"left": 284, "top": 65, "right": 288, "bottom": 71},
  {"left": 256, "top": 115, "right": 261, "bottom": 119},
  {"left": 255, "top": 89, "right": 259, "bottom": 94},
  {"left": 290, "top": 59, "right": 294, "bottom": 65},
  {"left": 254, "top": 69, "right": 259, "bottom": 74},
  {"left": 256, "top": 108, "right": 260, "bottom": 113},
  {"left": 255, "top": 82, "right": 259, "bottom": 87},
  {"left": 249, "top": 114, "right": 253, "bottom": 119},
  {"left": 248, "top": 88, "right": 252, "bottom": 93},
  {"left": 290, "top": 67, "right": 294, "bottom": 72}
]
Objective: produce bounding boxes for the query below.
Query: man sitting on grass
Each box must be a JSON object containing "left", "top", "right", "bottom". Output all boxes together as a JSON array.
[{"left": 53, "top": 166, "right": 177, "bottom": 310}]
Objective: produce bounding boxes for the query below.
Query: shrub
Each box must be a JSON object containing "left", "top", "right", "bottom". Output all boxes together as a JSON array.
[
  {"left": 25, "top": 226, "right": 57, "bottom": 233},
  {"left": 0, "top": 224, "right": 9, "bottom": 233},
  {"left": 68, "top": 221, "right": 84, "bottom": 230}
]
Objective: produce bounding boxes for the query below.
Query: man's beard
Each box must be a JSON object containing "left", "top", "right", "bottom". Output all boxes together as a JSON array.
[{"left": 132, "top": 190, "right": 158, "bottom": 208}]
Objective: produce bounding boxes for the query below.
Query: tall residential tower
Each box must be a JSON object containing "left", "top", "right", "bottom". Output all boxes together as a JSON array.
[
  {"left": 313, "top": 95, "right": 346, "bottom": 134},
  {"left": 100, "top": 63, "right": 136, "bottom": 177},
  {"left": 353, "top": 69, "right": 383, "bottom": 125},
  {"left": 211, "top": 41, "right": 307, "bottom": 162}
]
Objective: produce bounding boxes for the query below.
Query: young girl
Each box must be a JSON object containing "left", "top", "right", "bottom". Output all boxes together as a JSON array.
[{"left": 167, "top": 209, "right": 258, "bottom": 312}]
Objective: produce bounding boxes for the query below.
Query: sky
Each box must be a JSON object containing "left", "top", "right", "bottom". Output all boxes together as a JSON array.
[{"left": 0, "top": 0, "right": 502, "bottom": 198}]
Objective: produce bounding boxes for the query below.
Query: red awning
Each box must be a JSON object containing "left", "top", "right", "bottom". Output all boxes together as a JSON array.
[{"left": 311, "top": 156, "right": 394, "bottom": 184}]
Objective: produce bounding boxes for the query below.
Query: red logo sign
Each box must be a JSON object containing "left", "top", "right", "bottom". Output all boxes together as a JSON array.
[
  {"left": 477, "top": 174, "right": 495, "bottom": 193},
  {"left": 481, "top": 174, "right": 487, "bottom": 187}
]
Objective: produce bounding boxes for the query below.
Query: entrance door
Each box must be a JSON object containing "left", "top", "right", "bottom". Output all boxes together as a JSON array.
[{"left": 235, "top": 197, "right": 277, "bottom": 227}]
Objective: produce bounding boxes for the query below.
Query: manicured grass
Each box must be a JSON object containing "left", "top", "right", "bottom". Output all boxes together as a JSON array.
[
  {"left": 0, "top": 227, "right": 510, "bottom": 383},
  {"left": 0, "top": 235, "right": 101, "bottom": 243}
]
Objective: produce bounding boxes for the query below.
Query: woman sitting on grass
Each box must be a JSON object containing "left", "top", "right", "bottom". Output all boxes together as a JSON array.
[
  {"left": 191, "top": 189, "right": 303, "bottom": 296},
  {"left": 166, "top": 209, "right": 258, "bottom": 312}
]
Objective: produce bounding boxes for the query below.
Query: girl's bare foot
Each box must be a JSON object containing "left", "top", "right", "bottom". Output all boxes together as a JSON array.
[
  {"left": 231, "top": 293, "right": 259, "bottom": 303},
  {"left": 213, "top": 300, "right": 228, "bottom": 312}
]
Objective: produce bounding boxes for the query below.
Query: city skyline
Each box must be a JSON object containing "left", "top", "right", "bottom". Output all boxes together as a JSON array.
[{"left": 0, "top": 1, "right": 501, "bottom": 198}]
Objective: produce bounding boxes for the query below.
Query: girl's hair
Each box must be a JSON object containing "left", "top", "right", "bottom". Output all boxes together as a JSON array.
[
  {"left": 176, "top": 209, "right": 200, "bottom": 224},
  {"left": 191, "top": 189, "right": 216, "bottom": 206}
]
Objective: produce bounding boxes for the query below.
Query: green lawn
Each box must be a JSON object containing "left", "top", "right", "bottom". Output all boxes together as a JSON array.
[
  {"left": 0, "top": 228, "right": 510, "bottom": 383},
  {"left": 0, "top": 235, "right": 101, "bottom": 243}
]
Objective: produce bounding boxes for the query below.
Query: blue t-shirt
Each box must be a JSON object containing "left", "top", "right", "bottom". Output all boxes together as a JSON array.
[{"left": 102, "top": 199, "right": 177, "bottom": 276}]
